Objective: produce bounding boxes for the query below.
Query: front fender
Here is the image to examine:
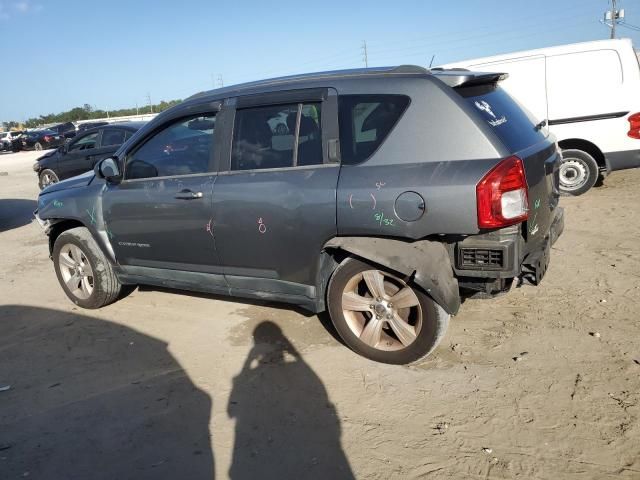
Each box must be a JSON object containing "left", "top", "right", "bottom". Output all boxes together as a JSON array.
[
  {"left": 325, "top": 237, "right": 460, "bottom": 315},
  {"left": 37, "top": 184, "right": 116, "bottom": 264}
]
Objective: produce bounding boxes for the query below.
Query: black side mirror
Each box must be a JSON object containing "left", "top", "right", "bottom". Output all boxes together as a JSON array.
[{"left": 94, "top": 157, "right": 121, "bottom": 182}]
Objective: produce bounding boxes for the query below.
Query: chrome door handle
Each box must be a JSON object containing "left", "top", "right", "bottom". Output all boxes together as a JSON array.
[{"left": 174, "top": 189, "right": 203, "bottom": 200}]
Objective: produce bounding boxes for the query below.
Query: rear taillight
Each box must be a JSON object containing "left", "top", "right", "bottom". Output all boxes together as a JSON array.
[
  {"left": 627, "top": 113, "right": 640, "bottom": 139},
  {"left": 43, "top": 135, "right": 52, "bottom": 142},
  {"left": 477, "top": 156, "right": 529, "bottom": 229}
]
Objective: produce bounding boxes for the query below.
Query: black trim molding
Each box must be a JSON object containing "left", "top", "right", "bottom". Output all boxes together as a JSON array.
[{"left": 548, "top": 111, "right": 629, "bottom": 126}]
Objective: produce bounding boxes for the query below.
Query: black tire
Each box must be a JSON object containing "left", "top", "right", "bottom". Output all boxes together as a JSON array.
[
  {"left": 38, "top": 168, "right": 59, "bottom": 190},
  {"left": 34, "top": 142, "right": 43, "bottom": 151},
  {"left": 53, "top": 227, "right": 122, "bottom": 309},
  {"left": 327, "top": 258, "right": 449, "bottom": 365},
  {"left": 559, "top": 149, "right": 599, "bottom": 196}
]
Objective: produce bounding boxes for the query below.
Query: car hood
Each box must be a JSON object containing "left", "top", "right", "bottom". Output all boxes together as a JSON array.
[
  {"left": 37, "top": 149, "right": 60, "bottom": 162},
  {"left": 41, "top": 170, "right": 96, "bottom": 194}
]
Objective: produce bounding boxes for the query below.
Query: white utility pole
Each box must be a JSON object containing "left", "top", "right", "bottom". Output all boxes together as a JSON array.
[{"left": 361, "top": 40, "right": 369, "bottom": 68}]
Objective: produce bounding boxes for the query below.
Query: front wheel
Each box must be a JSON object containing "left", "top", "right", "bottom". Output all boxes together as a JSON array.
[
  {"left": 559, "top": 149, "right": 599, "bottom": 196},
  {"left": 38, "top": 169, "right": 59, "bottom": 189},
  {"left": 34, "top": 142, "right": 43, "bottom": 151},
  {"left": 327, "top": 258, "right": 449, "bottom": 364},
  {"left": 53, "top": 227, "right": 122, "bottom": 309}
]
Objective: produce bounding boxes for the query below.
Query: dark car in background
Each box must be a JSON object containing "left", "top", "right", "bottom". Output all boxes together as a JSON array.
[
  {"left": 49, "top": 121, "right": 78, "bottom": 140},
  {"left": 78, "top": 121, "right": 109, "bottom": 132},
  {"left": 12, "top": 129, "right": 65, "bottom": 152},
  {"left": 34, "top": 122, "right": 144, "bottom": 189}
]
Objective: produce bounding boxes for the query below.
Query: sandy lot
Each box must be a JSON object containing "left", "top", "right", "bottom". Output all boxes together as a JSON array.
[{"left": 0, "top": 150, "right": 639, "bottom": 479}]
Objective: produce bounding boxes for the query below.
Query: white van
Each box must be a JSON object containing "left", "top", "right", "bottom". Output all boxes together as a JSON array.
[{"left": 441, "top": 38, "right": 640, "bottom": 195}]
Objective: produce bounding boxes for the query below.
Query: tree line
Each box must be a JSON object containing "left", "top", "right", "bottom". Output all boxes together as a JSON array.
[{"left": 3, "top": 100, "right": 182, "bottom": 130}]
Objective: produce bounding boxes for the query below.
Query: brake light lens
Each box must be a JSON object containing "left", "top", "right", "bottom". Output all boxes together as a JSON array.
[
  {"left": 43, "top": 135, "right": 52, "bottom": 142},
  {"left": 627, "top": 112, "right": 640, "bottom": 139},
  {"left": 477, "top": 156, "right": 529, "bottom": 228}
]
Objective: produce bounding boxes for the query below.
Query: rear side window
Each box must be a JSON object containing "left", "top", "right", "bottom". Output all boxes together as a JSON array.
[
  {"left": 101, "top": 129, "right": 126, "bottom": 147},
  {"left": 338, "top": 95, "right": 410, "bottom": 165},
  {"left": 231, "top": 102, "right": 323, "bottom": 170},
  {"left": 460, "top": 85, "right": 546, "bottom": 152}
]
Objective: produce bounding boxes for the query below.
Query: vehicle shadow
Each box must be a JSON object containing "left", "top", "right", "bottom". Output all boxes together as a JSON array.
[
  {"left": 0, "top": 305, "right": 215, "bottom": 480},
  {"left": 136, "top": 285, "right": 345, "bottom": 345},
  {"left": 0, "top": 199, "right": 36, "bottom": 233},
  {"left": 228, "top": 321, "right": 354, "bottom": 479}
]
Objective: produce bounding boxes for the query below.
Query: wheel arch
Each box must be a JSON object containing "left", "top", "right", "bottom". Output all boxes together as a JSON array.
[
  {"left": 47, "top": 219, "right": 116, "bottom": 265},
  {"left": 321, "top": 237, "right": 461, "bottom": 315},
  {"left": 558, "top": 138, "right": 607, "bottom": 170}
]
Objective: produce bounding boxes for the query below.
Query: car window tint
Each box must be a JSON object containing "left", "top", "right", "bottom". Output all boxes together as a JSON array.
[
  {"left": 338, "top": 95, "right": 410, "bottom": 165},
  {"left": 232, "top": 104, "right": 296, "bottom": 171},
  {"left": 101, "top": 129, "right": 126, "bottom": 147},
  {"left": 458, "top": 84, "right": 547, "bottom": 152},
  {"left": 231, "top": 102, "right": 323, "bottom": 171},
  {"left": 297, "top": 104, "right": 323, "bottom": 166},
  {"left": 68, "top": 132, "right": 98, "bottom": 152},
  {"left": 125, "top": 115, "right": 215, "bottom": 180}
]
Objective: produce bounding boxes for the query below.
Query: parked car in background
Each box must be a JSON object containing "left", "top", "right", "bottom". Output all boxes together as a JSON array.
[
  {"left": 78, "top": 121, "right": 109, "bottom": 132},
  {"left": 12, "top": 128, "right": 65, "bottom": 152},
  {"left": 49, "top": 122, "right": 78, "bottom": 141},
  {"left": 441, "top": 38, "right": 640, "bottom": 195},
  {"left": 33, "top": 122, "right": 144, "bottom": 189},
  {"left": 35, "top": 66, "right": 564, "bottom": 364},
  {"left": 0, "top": 131, "right": 22, "bottom": 151}
]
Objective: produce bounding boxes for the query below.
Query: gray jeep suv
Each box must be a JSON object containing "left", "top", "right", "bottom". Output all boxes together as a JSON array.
[{"left": 35, "top": 66, "right": 564, "bottom": 364}]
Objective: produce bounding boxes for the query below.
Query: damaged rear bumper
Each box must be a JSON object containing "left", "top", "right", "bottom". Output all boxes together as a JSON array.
[{"left": 519, "top": 207, "right": 564, "bottom": 286}]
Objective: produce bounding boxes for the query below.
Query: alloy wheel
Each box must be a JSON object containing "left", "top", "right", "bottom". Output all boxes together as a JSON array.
[
  {"left": 58, "top": 243, "right": 94, "bottom": 300},
  {"left": 341, "top": 269, "right": 422, "bottom": 351},
  {"left": 41, "top": 172, "right": 57, "bottom": 188}
]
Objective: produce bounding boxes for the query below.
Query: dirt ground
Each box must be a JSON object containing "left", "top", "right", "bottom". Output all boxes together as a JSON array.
[{"left": 1, "top": 150, "right": 639, "bottom": 480}]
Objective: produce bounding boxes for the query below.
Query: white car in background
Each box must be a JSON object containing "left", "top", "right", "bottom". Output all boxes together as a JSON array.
[
  {"left": 0, "top": 131, "right": 22, "bottom": 151},
  {"left": 441, "top": 38, "right": 640, "bottom": 195}
]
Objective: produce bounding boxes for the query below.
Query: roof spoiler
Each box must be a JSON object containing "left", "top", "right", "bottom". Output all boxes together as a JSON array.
[{"left": 430, "top": 69, "right": 509, "bottom": 88}]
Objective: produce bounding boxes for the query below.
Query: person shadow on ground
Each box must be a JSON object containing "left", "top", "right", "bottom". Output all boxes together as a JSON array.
[
  {"left": 0, "top": 305, "right": 214, "bottom": 480},
  {"left": 228, "top": 321, "right": 355, "bottom": 480}
]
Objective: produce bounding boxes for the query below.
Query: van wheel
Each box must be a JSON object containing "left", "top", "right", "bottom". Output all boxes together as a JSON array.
[
  {"left": 327, "top": 258, "right": 449, "bottom": 364},
  {"left": 39, "top": 169, "right": 59, "bottom": 189},
  {"left": 53, "top": 227, "right": 122, "bottom": 309},
  {"left": 559, "top": 149, "right": 599, "bottom": 196}
]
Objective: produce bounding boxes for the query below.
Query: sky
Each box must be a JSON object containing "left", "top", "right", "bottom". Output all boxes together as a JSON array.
[{"left": 1, "top": 0, "right": 639, "bottom": 122}]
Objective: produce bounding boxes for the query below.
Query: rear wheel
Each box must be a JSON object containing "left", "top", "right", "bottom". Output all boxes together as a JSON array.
[
  {"left": 34, "top": 142, "right": 43, "bottom": 151},
  {"left": 39, "top": 169, "right": 59, "bottom": 189},
  {"left": 559, "top": 149, "right": 599, "bottom": 196},
  {"left": 53, "top": 227, "right": 122, "bottom": 309},
  {"left": 327, "top": 258, "right": 449, "bottom": 364}
]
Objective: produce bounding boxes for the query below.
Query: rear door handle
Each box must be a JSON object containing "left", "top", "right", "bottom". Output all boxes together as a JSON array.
[{"left": 174, "top": 189, "right": 203, "bottom": 200}]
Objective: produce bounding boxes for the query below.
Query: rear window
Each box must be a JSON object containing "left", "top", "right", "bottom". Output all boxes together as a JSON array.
[
  {"left": 460, "top": 85, "right": 546, "bottom": 152},
  {"left": 338, "top": 95, "right": 410, "bottom": 165}
]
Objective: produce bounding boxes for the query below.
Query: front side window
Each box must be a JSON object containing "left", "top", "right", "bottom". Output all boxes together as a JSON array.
[
  {"left": 68, "top": 132, "right": 98, "bottom": 152},
  {"left": 231, "top": 102, "right": 322, "bottom": 171},
  {"left": 338, "top": 95, "right": 410, "bottom": 165},
  {"left": 125, "top": 115, "right": 216, "bottom": 180},
  {"left": 101, "top": 129, "right": 126, "bottom": 147}
]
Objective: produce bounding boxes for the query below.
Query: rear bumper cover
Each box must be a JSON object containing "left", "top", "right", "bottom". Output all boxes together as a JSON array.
[{"left": 452, "top": 207, "right": 564, "bottom": 282}]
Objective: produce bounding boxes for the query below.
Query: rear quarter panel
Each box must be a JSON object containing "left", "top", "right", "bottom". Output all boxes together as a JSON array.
[{"left": 336, "top": 76, "right": 503, "bottom": 237}]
